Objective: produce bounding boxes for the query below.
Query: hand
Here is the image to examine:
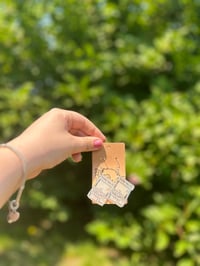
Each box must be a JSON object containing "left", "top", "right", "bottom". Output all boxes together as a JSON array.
[{"left": 8, "top": 108, "right": 106, "bottom": 179}]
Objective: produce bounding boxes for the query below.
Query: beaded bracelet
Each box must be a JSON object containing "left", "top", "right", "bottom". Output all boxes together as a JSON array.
[{"left": 0, "top": 143, "right": 27, "bottom": 223}]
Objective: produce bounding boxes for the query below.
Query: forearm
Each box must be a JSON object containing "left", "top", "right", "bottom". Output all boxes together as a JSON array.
[{"left": 0, "top": 148, "right": 23, "bottom": 208}]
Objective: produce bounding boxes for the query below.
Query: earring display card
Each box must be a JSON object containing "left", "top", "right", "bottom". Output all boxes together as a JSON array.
[
  {"left": 87, "top": 142, "right": 134, "bottom": 206},
  {"left": 92, "top": 142, "right": 125, "bottom": 184}
]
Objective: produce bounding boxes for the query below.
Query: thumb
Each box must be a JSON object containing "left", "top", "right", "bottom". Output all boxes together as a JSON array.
[{"left": 71, "top": 136, "right": 104, "bottom": 154}]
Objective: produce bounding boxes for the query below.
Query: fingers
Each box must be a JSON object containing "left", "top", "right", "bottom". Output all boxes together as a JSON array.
[
  {"left": 71, "top": 153, "right": 82, "bottom": 163},
  {"left": 66, "top": 111, "right": 106, "bottom": 141}
]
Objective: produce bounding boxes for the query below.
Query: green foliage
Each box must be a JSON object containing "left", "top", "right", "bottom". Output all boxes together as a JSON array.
[
  {"left": 0, "top": 0, "right": 200, "bottom": 265},
  {"left": 87, "top": 88, "right": 200, "bottom": 265}
]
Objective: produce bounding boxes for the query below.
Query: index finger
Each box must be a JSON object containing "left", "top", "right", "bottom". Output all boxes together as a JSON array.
[{"left": 65, "top": 111, "right": 106, "bottom": 140}]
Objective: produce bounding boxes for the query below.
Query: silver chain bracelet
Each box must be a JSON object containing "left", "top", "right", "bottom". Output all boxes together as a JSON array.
[{"left": 0, "top": 143, "right": 27, "bottom": 223}]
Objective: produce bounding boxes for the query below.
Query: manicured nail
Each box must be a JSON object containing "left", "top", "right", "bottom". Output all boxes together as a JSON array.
[{"left": 94, "top": 139, "right": 103, "bottom": 148}]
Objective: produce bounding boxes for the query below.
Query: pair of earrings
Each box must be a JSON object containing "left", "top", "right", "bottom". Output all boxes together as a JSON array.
[{"left": 87, "top": 173, "right": 135, "bottom": 207}]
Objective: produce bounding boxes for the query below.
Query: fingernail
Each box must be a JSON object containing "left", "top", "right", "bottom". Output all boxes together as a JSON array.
[{"left": 94, "top": 139, "right": 103, "bottom": 148}]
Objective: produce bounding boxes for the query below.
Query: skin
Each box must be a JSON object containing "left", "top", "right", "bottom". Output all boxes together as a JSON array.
[{"left": 0, "top": 108, "right": 106, "bottom": 208}]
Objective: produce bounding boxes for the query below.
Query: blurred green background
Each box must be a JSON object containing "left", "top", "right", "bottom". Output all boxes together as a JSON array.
[{"left": 1, "top": 0, "right": 200, "bottom": 265}]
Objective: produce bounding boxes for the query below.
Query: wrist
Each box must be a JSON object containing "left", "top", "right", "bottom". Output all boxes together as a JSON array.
[
  {"left": 0, "top": 144, "right": 25, "bottom": 211},
  {"left": 0, "top": 147, "right": 22, "bottom": 189},
  {"left": 7, "top": 136, "right": 35, "bottom": 179}
]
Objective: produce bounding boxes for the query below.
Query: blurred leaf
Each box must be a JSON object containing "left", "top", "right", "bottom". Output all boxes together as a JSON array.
[{"left": 155, "top": 230, "right": 170, "bottom": 251}]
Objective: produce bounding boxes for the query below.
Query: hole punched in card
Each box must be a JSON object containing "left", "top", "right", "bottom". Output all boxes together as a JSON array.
[{"left": 87, "top": 143, "right": 135, "bottom": 207}]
